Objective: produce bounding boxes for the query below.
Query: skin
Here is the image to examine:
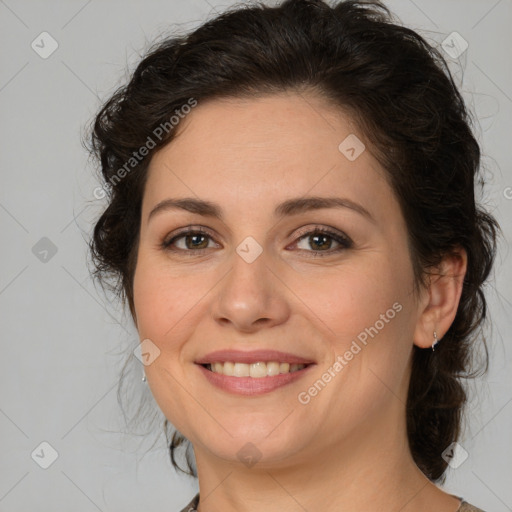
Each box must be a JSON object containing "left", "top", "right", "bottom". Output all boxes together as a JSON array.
[{"left": 132, "top": 92, "right": 467, "bottom": 512}]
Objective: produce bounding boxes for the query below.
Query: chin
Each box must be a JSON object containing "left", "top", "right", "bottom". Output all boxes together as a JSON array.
[{"left": 192, "top": 418, "right": 316, "bottom": 469}]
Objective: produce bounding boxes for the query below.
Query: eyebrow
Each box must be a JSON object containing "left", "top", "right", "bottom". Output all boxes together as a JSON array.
[{"left": 148, "top": 196, "right": 375, "bottom": 224}]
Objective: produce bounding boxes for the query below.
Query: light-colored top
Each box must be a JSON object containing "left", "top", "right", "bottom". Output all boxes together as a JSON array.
[{"left": 178, "top": 493, "right": 486, "bottom": 512}]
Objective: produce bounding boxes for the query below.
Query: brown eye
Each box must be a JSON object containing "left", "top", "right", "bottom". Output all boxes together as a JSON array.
[
  {"left": 301, "top": 233, "right": 334, "bottom": 251},
  {"left": 181, "top": 233, "right": 210, "bottom": 250},
  {"left": 161, "top": 228, "right": 218, "bottom": 253},
  {"left": 293, "top": 227, "right": 353, "bottom": 257}
]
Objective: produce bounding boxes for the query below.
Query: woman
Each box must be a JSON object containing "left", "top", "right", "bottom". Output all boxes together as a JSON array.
[{"left": 88, "top": 1, "right": 499, "bottom": 510}]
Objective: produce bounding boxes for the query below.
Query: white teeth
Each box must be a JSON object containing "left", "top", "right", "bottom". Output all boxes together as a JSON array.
[
  {"left": 223, "top": 361, "right": 234, "bottom": 376},
  {"left": 267, "top": 362, "right": 280, "bottom": 376},
  {"left": 279, "top": 362, "right": 290, "bottom": 373},
  {"left": 233, "top": 362, "right": 250, "bottom": 377},
  {"left": 207, "top": 361, "right": 307, "bottom": 377}
]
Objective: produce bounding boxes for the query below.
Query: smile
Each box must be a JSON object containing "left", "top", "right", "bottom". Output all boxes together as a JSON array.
[
  {"left": 197, "top": 362, "right": 315, "bottom": 395},
  {"left": 204, "top": 361, "right": 307, "bottom": 377}
]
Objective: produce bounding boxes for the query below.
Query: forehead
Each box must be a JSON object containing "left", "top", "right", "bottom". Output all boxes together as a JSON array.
[
  {"left": 152, "top": 93, "right": 356, "bottom": 166},
  {"left": 143, "top": 93, "right": 393, "bottom": 221}
]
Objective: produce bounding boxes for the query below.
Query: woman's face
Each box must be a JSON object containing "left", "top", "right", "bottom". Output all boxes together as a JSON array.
[{"left": 133, "top": 93, "right": 425, "bottom": 469}]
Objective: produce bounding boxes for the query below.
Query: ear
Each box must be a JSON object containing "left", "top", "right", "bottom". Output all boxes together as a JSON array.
[{"left": 413, "top": 247, "right": 467, "bottom": 349}]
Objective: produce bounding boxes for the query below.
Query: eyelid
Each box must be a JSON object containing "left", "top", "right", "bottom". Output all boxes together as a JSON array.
[
  {"left": 161, "top": 224, "right": 353, "bottom": 256},
  {"left": 288, "top": 224, "right": 353, "bottom": 255},
  {"left": 291, "top": 224, "right": 351, "bottom": 242},
  {"left": 162, "top": 225, "right": 218, "bottom": 248}
]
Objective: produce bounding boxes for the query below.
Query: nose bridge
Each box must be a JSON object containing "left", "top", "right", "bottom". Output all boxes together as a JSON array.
[
  {"left": 224, "top": 239, "right": 272, "bottom": 308},
  {"left": 211, "top": 237, "right": 289, "bottom": 331}
]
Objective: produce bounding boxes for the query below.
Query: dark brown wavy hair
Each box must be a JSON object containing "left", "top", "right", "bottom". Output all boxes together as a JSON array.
[{"left": 87, "top": 0, "right": 499, "bottom": 483}]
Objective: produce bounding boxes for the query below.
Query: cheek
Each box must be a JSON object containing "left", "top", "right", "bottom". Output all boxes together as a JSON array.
[
  {"left": 133, "top": 253, "right": 208, "bottom": 340},
  {"left": 299, "top": 269, "right": 414, "bottom": 420},
  {"left": 294, "top": 253, "right": 415, "bottom": 390},
  {"left": 132, "top": 270, "right": 170, "bottom": 340},
  {"left": 291, "top": 257, "right": 411, "bottom": 341},
  {"left": 132, "top": 257, "right": 205, "bottom": 429}
]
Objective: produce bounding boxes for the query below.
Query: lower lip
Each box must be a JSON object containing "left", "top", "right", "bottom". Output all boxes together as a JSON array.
[{"left": 196, "top": 364, "right": 315, "bottom": 395}]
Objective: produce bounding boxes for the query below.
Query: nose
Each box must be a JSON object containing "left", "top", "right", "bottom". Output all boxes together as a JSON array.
[{"left": 211, "top": 247, "right": 290, "bottom": 333}]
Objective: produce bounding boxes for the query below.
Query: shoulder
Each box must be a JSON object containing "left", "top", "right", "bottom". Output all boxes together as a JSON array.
[
  {"left": 176, "top": 494, "right": 487, "bottom": 512},
  {"left": 458, "top": 501, "right": 486, "bottom": 512},
  {"left": 178, "top": 493, "right": 200, "bottom": 512}
]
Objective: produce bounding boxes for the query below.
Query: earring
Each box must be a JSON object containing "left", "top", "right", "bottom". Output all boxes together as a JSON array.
[
  {"left": 142, "top": 370, "right": 147, "bottom": 383},
  {"left": 432, "top": 331, "right": 439, "bottom": 351}
]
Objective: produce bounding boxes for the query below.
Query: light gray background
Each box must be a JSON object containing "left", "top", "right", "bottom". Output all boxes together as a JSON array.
[{"left": 0, "top": 0, "right": 511, "bottom": 511}]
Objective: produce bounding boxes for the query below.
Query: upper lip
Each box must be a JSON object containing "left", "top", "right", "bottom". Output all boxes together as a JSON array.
[{"left": 195, "top": 349, "right": 316, "bottom": 365}]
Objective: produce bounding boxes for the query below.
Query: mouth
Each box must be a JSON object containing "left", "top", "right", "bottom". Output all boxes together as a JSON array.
[
  {"left": 194, "top": 350, "right": 316, "bottom": 395},
  {"left": 201, "top": 361, "right": 311, "bottom": 378},
  {"left": 194, "top": 349, "right": 316, "bottom": 396}
]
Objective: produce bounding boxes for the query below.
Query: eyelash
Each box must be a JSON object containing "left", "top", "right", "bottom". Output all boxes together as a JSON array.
[{"left": 161, "top": 225, "right": 353, "bottom": 258}]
